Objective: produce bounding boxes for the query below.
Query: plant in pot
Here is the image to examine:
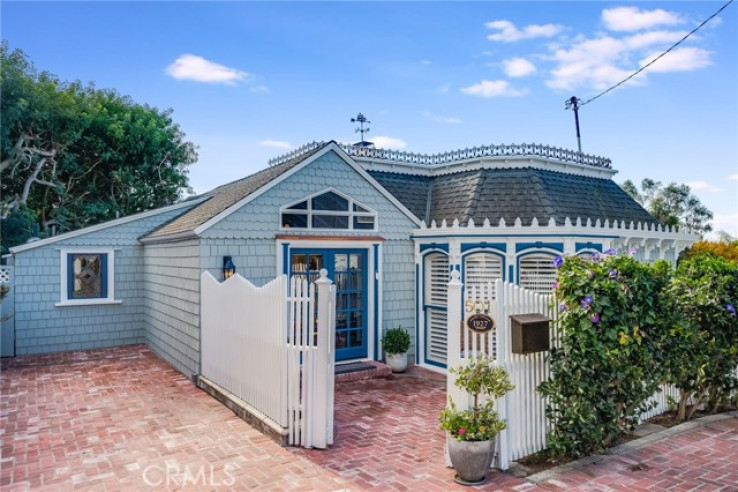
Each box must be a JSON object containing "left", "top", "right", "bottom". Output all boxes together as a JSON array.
[
  {"left": 382, "top": 326, "right": 411, "bottom": 373},
  {"left": 439, "top": 356, "right": 514, "bottom": 485}
]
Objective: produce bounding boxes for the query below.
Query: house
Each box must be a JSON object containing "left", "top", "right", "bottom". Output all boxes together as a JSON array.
[{"left": 3, "top": 141, "right": 697, "bottom": 375}]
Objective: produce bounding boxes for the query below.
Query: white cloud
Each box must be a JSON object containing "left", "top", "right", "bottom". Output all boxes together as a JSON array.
[
  {"left": 260, "top": 140, "right": 292, "bottom": 149},
  {"left": 422, "top": 111, "right": 461, "bottom": 124},
  {"left": 503, "top": 57, "right": 537, "bottom": 77},
  {"left": 728, "top": 174, "right": 738, "bottom": 181},
  {"left": 461, "top": 80, "right": 528, "bottom": 98},
  {"left": 686, "top": 181, "right": 721, "bottom": 193},
  {"left": 602, "top": 7, "right": 683, "bottom": 32},
  {"left": 166, "top": 54, "right": 249, "bottom": 85},
  {"left": 250, "top": 85, "right": 270, "bottom": 93},
  {"left": 712, "top": 213, "right": 738, "bottom": 237},
  {"left": 372, "top": 136, "right": 407, "bottom": 149},
  {"left": 639, "top": 47, "right": 712, "bottom": 73},
  {"left": 485, "top": 20, "right": 563, "bottom": 42},
  {"left": 545, "top": 28, "right": 710, "bottom": 91}
]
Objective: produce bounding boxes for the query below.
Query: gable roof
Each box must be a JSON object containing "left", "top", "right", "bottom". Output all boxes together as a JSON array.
[
  {"left": 142, "top": 141, "right": 422, "bottom": 243},
  {"left": 9, "top": 197, "right": 208, "bottom": 254},
  {"left": 368, "top": 168, "right": 656, "bottom": 227}
]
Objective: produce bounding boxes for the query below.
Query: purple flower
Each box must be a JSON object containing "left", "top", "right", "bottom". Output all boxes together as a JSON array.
[
  {"left": 584, "top": 296, "right": 593, "bottom": 304},
  {"left": 558, "top": 304, "right": 568, "bottom": 312},
  {"left": 604, "top": 248, "right": 616, "bottom": 255},
  {"left": 591, "top": 252, "right": 601, "bottom": 262},
  {"left": 553, "top": 281, "right": 559, "bottom": 290},
  {"left": 581, "top": 301, "right": 590, "bottom": 311},
  {"left": 728, "top": 304, "right": 737, "bottom": 317},
  {"left": 553, "top": 256, "right": 564, "bottom": 268},
  {"left": 608, "top": 269, "right": 618, "bottom": 279},
  {"left": 687, "top": 288, "right": 693, "bottom": 294},
  {"left": 629, "top": 248, "right": 638, "bottom": 256},
  {"left": 591, "top": 314, "right": 600, "bottom": 323}
]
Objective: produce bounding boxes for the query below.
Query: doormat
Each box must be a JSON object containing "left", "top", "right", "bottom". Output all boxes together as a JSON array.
[{"left": 334, "top": 361, "right": 392, "bottom": 383}]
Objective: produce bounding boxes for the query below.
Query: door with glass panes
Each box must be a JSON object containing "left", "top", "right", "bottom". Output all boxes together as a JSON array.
[{"left": 290, "top": 249, "right": 368, "bottom": 360}]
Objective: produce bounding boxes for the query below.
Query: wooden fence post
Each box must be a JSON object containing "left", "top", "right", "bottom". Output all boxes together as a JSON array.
[{"left": 313, "top": 269, "right": 335, "bottom": 449}]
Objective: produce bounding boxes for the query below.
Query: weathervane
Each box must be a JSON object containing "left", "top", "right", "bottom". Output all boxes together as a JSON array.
[
  {"left": 351, "top": 113, "right": 371, "bottom": 142},
  {"left": 564, "top": 96, "right": 583, "bottom": 154}
]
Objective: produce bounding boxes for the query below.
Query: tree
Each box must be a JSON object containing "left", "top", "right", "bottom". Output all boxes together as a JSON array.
[
  {"left": 1, "top": 42, "right": 197, "bottom": 253},
  {"left": 620, "top": 178, "right": 713, "bottom": 235}
]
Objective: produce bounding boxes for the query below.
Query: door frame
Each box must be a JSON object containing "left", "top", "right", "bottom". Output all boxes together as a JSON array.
[{"left": 276, "top": 238, "right": 382, "bottom": 362}]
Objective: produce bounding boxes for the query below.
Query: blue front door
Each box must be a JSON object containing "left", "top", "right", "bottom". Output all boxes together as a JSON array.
[{"left": 291, "top": 249, "right": 368, "bottom": 361}]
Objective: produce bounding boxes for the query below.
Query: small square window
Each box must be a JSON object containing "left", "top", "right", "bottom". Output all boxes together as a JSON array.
[{"left": 57, "top": 249, "right": 119, "bottom": 306}]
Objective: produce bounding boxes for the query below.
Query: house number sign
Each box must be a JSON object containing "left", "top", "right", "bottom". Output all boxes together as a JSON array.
[{"left": 466, "top": 313, "right": 495, "bottom": 334}]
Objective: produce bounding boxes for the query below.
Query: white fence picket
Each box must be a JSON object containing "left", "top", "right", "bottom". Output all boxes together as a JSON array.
[{"left": 201, "top": 270, "right": 334, "bottom": 449}]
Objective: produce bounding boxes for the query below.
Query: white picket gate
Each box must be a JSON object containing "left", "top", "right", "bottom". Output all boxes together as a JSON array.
[
  {"left": 446, "top": 273, "right": 554, "bottom": 470},
  {"left": 200, "top": 270, "right": 335, "bottom": 448}
]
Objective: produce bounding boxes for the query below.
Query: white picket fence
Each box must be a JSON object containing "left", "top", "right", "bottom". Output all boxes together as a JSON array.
[
  {"left": 200, "top": 270, "right": 335, "bottom": 448},
  {"left": 445, "top": 274, "right": 707, "bottom": 470}
]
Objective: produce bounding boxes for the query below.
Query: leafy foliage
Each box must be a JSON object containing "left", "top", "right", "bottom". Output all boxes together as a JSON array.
[
  {"left": 667, "top": 253, "right": 738, "bottom": 420},
  {"left": 1, "top": 42, "right": 197, "bottom": 253},
  {"left": 381, "top": 326, "right": 411, "bottom": 354},
  {"left": 621, "top": 178, "right": 713, "bottom": 235},
  {"left": 440, "top": 356, "right": 514, "bottom": 441},
  {"left": 684, "top": 239, "right": 738, "bottom": 263},
  {"left": 538, "top": 251, "right": 677, "bottom": 457}
]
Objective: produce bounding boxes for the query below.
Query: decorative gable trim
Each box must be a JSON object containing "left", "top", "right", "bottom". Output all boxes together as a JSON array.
[{"left": 193, "top": 142, "right": 422, "bottom": 236}]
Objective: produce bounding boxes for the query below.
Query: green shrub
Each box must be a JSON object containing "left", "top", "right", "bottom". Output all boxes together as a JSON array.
[
  {"left": 440, "top": 356, "right": 514, "bottom": 441},
  {"left": 667, "top": 252, "right": 738, "bottom": 420},
  {"left": 382, "top": 326, "right": 410, "bottom": 354},
  {"left": 538, "top": 250, "right": 677, "bottom": 458}
]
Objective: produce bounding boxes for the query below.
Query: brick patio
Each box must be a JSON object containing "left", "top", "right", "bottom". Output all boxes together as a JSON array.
[{"left": 2, "top": 345, "right": 738, "bottom": 491}]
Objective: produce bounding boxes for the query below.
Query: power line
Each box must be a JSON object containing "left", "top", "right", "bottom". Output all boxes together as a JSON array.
[{"left": 580, "top": 0, "right": 734, "bottom": 107}]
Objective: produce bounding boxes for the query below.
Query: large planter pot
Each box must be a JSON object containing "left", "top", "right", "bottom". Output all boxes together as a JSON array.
[
  {"left": 447, "top": 436, "right": 495, "bottom": 485},
  {"left": 385, "top": 352, "right": 408, "bottom": 373}
]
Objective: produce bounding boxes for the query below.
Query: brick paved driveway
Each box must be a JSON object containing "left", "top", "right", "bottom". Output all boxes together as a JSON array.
[{"left": 2, "top": 345, "right": 738, "bottom": 491}]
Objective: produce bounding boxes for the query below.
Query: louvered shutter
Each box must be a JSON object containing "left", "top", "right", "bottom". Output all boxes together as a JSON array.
[
  {"left": 519, "top": 254, "right": 558, "bottom": 294},
  {"left": 424, "top": 253, "right": 448, "bottom": 366}
]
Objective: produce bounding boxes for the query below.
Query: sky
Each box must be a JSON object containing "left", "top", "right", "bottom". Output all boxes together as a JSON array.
[{"left": 2, "top": 1, "right": 737, "bottom": 236}]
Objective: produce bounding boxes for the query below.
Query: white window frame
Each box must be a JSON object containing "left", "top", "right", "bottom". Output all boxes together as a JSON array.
[
  {"left": 56, "top": 248, "right": 121, "bottom": 307},
  {"left": 279, "top": 188, "right": 378, "bottom": 232}
]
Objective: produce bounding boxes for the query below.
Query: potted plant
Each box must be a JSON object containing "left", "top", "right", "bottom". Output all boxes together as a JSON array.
[
  {"left": 439, "top": 356, "right": 514, "bottom": 485},
  {"left": 382, "top": 326, "right": 411, "bottom": 372}
]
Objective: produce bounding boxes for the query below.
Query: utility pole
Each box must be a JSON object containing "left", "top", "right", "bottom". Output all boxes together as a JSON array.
[
  {"left": 564, "top": 96, "right": 582, "bottom": 154},
  {"left": 351, "top": 113, "right": 371, "bottom": 142}
]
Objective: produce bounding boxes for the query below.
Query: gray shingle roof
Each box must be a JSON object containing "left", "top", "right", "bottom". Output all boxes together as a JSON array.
[
  {"left": 143, "top": 144, "right": 327, "bottom": 241},
  {"left": 368, "top": 168, "right": 655, "bottom": 227}
]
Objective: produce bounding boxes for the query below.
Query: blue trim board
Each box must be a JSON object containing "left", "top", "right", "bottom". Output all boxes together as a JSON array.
[
  {"left": 461, "top": 242, "right": 506, "bottom": 253},
  {"left": 515, "top": 242, "right": 564, "bottom": 253},
  {"left": 373, "top": 244, "right": 379, "bottom": 361},
  {"left": 509, "top": 265, "right": 514, "bottom": 282},
  {"left": 575, "top": 241, "right": 602, "bottom": 252},
  {"left": 281, "top": 243, "right": 290, "bottom": 275},
  {"left": 419, "top": 242, "right": 449, "bottom": 253},
  {"left": 415, "top": 264, "right": 420, "bottom": 365}
]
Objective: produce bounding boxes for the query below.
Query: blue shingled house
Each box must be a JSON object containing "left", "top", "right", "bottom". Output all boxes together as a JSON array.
[{"left": 3, "top": 141, "right": 697, "bottom": 375}]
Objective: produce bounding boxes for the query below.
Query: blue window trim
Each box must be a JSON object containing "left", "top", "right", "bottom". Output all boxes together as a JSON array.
[
  {"left": 460, "top": 242, "right": 507, "bottom": 253},
  {"left": 575, "top": 241, "right": 602, "bottom": 253},
  {"left": 515, "top": 241, "right": 564, "bottom": 253},
  {"left": 373, "top": 243, "right": 379, "bottom": 361},
  {"left": 67, "top": 253, "right": 108, "bottom": 300},
  {"left": 419, "top": 242, "right": 449, "bottom": 254},
  {"left": 419, "top": 248, "right": 450, "bottom": 369}
]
